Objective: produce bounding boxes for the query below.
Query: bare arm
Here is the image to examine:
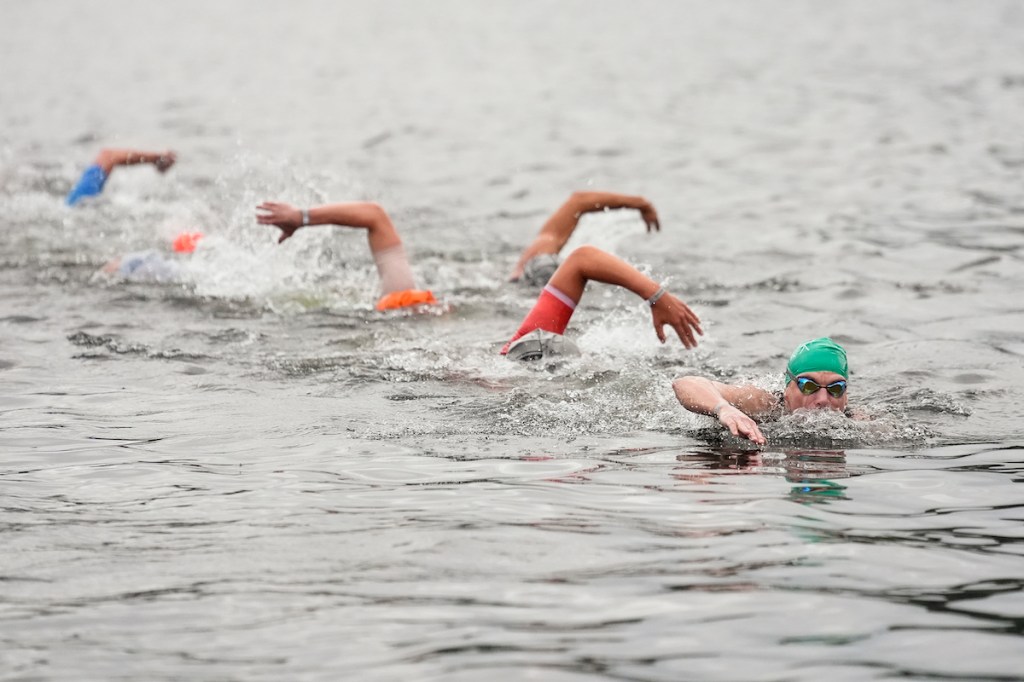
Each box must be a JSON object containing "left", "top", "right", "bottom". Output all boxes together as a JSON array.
[
  {"left": 548, "top": 245, "right": 702, "bottom": 348},
  {"left": 95, "top": 148, "right": 176, "bottom": 175},
  {"left": 672, "top": 376, "right": 777, "bottom": 445},
  {"left": 256, "top": 201, "right": 402, "bottom": 254},
  {"left": 510, "top": 191, "right": 661, "bottom": 280}
]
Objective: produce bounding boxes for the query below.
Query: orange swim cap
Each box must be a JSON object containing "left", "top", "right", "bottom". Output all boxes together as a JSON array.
[
  {"left": 172, "top": 231, "right": 204, "bottom": 254},
  {"left": 375, "top": 289, "right": 437, "bottom": 311}
]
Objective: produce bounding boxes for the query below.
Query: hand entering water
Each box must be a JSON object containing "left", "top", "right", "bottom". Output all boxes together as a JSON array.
[{"left": 716, "top": 405, "right": 767, "bottom": 445}]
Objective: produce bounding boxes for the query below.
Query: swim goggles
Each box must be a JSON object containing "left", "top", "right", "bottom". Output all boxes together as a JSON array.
[{"left": 786, "top": 371, "right": 847, "bottom": 398}]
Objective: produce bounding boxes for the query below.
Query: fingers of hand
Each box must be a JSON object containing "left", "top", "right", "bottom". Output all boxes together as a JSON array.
[
  {"left": 256, "top": 203, "right": 289, "bottom": 226},
  {"left": 677, "top": 302, "right": 703, "bottom": 336},
  {"left": 654, "top": 305, "right": 697, "bottom": 349},
  {"left": 674, "top": 323, "right": 695, "bottom": 349},
  {"left": 679, "top": 301, "right": 701, "bottom": 323},
  {"left": 641, "top": 207, "right": 661, "bottom": 232},
  {"left": 156, "top": 152, "right": 176, "bottom": 169},
  {"left": 726, "top": 415, "right": 764, "bottom": 445},
  {"left": 666, "top": 304, "right": 698, "bottom": 348},
  {"left": 738, "top": 420, "right": 765, "bottom": 444}
]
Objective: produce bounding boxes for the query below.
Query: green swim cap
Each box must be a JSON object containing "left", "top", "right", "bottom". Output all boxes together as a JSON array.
[{"left": 786, "top": 337, "right": 848, "bottom": 379}]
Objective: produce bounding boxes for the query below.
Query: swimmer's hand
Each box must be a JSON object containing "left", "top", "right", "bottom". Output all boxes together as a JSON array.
[
  {"left": 154, "top": 151, "right": 176, "bottom": 173},
  {"left": 652, "top": 293, "right": 703, "bottom": 349},
  {"left": 256, "top": 201, "right": 303, "bottom": 243},
  {"left": 638, "top": 199, "right": 660, "bottom": 233},
  {"left": 717, "top": 405, "right": 766, "bottom": 445}
]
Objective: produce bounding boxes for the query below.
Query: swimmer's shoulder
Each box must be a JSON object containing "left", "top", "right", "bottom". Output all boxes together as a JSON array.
[
  {"left": 752, "top": 389, "right": 784, "bottom": 422},
  {"left": 714, "top": 382, "right": 780, "bottom": 420}
]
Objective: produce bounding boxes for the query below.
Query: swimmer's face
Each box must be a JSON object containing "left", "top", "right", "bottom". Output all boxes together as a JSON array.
[{"left": 783, "top": 371, "right": 848, "bottom": 413}]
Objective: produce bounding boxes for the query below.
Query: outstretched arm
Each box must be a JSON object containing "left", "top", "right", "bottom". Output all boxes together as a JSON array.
[
  {"left": 257, "top": 201, "right": 417, "bottom": 297},
  {"left": 672, "top": 376, "right": 777, "bottom": 445},
  {"left": 256, "top": 201, "right": 403, "bottom": 254},
  {"left": 94, "top": 148, "right": 176, "bottom": 175},
  {"left": 549, "top": 245, "right": 702, "bottom": 348},
  {"left": 510, "top": 191, "right": 661, "bottom": 281}
]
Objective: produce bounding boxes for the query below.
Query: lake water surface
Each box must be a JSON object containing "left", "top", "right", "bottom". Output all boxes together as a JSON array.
[{"left": 1, "top": 1, "right": 1023, "bottom": 680}]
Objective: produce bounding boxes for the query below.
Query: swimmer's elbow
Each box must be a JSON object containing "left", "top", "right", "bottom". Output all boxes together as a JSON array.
[
  {"left": 94, "top": 148, "right": 118, "bottom": 172},
  {"left": 672, "top": 375, "right": 708, "bottom": 405},
  {"left": 672, "top": 376, "right": 693, "bottom": 393},
  {"left": 564, "top": 244, "right": 601, "bottom": 262},
  {"left": 673, "top": 375, "right": 709, "bottom": 391},
  {"left": 568, "top": 190, "right": 612, "bottom": 213},
  {"left": 361, "top": 202, "right": 395, "bottom": 230},
  {"left": 364, "top": 202, "right": 387, "bottom": 220}
]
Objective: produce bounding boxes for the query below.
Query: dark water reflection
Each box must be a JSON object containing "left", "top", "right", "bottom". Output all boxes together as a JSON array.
[{"left": 675, "top": 448, "right": 853, "bottom": 504}]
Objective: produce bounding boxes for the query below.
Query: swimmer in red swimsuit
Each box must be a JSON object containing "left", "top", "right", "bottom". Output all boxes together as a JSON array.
[
  {"left": 256, "top": 200, "right": 437, "bottom": 311},
  {"left": 510, "top": 191, "right": 662, "bottom": 286},
  {"left": 502, "top": 245, "right": 702, "bottom": 358}
]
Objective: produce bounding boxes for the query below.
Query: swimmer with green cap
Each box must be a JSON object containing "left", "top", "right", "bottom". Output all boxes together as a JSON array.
[{"left": 672, "top": 337, "right": 850, "bottom": 445}]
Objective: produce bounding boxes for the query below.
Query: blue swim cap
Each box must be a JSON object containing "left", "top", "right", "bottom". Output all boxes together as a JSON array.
[{"left": 66, "top": 165, "right": 108, "bottom": 206}]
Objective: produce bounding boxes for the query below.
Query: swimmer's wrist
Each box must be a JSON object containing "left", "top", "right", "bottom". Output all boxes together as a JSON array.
[
  {"left": 647, "top": 286, "right": 667, "bottom": 307},
  {"left": 712, "top": 399, "right": 729, "bottom": 417},
  {"left": 301, "top": 209, "right": 311, "bottom": 227}
]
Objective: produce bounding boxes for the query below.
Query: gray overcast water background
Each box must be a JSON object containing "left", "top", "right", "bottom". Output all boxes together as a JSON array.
[{"left": 1, "top": 1, "right": 1023, "bottom": 680}]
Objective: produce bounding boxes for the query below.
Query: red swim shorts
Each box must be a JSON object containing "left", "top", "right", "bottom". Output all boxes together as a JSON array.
[
  {"left": 500, "top": 284, "right": 577, "bottom": 354},
  {"left": 376, "top": 289, "right": 438, "bottom": 311}
]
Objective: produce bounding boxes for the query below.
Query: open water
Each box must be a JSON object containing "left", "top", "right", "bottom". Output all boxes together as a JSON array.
[{"left": 1, "top": 1, "right": 1023, "bottom": 680}]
